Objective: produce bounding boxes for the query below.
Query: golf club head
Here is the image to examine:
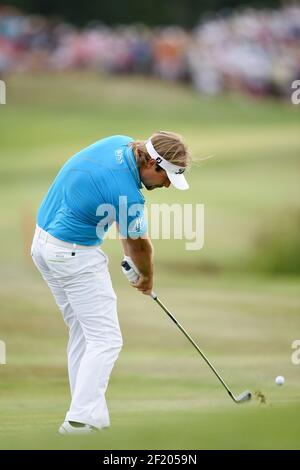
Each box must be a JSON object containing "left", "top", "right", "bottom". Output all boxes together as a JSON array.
[{"left": 236, "top": 390, "right": 252, "bottom": 403}]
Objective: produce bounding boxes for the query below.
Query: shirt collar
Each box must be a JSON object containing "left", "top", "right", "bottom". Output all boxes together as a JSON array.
[{"left": 124, "top": 145, "right": 142, "bottom": 189}]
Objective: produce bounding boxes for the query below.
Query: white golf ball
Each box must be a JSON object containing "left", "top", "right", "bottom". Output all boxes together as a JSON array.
[{"left": 275, "top": 375, "right": 285, "bottom": 386}]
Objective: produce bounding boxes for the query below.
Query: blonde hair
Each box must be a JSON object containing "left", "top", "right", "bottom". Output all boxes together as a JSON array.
[{"left": 130, "top": 131, "right": 191, "bottom": 169}]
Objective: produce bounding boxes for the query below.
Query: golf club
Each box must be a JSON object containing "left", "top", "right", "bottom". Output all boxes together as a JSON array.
[
  {"left": 151, "top": 292, "right": 251, "bottom": 404},
  {"left": 121, "top": 260, "right": 251, "bottom": 404}
]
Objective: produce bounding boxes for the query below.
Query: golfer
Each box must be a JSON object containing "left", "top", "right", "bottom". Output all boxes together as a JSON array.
[{"left": 31, "top": 131, "right": 190, "bottom": 434}]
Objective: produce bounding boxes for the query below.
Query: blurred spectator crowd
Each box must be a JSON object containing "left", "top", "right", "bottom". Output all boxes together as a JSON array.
[{"left": 0, "top": 5, "right": 300, "bottom": 97}]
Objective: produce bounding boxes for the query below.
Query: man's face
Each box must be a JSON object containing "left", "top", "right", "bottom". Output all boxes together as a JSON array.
[{"left": 140, "top": 160, "right": 171, "bottom": 191}]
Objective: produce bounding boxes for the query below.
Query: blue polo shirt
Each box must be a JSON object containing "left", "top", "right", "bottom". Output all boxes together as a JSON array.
[{"left": 37, "top": 135, "right": 147, "bottom": 245}]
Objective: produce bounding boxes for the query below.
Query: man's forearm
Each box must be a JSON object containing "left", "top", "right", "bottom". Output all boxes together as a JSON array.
[{"left": 121, "top": 237, "right": 153, "bottom": 279}]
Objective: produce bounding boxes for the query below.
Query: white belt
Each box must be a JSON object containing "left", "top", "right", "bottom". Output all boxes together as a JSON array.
[{"left": 35, "top": 225, "right": 100, "bottom": 250}]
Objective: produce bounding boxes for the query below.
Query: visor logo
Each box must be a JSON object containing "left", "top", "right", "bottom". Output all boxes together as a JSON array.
[
  {"left": 175, "top": 168, "right": 185, "bottom": 174},
  {"left": 156, "top": 157, "right": 162, "bottom": 164}
]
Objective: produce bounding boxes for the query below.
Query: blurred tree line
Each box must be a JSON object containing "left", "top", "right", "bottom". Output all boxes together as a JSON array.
[{"left": 6, "top": 0, "right": 281, "bottom": 27}]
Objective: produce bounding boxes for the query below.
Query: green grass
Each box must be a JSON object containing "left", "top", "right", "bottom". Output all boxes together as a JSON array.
[
  {"left": 0, "top": 72, "right": 299, "bottom": 449},
  {"left": 0, "top": 271, "right": 299, "bottom": 449}
]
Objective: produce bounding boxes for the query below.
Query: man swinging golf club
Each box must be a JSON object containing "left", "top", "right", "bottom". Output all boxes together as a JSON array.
[{"left": 31, "top": 131, "right": 190, "bottom": 434}]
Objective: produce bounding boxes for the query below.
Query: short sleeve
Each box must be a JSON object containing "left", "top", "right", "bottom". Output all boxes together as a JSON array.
[{"left": 116, "top": 199, "right": 148, "bottom": 239}]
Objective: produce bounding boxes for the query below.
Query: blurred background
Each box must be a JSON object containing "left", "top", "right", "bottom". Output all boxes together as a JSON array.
[{"left": 0, "top": 0, "right": 299, "bottom": 450}]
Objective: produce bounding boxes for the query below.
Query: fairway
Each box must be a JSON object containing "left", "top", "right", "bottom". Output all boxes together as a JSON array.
[{"left": 0, "top": 73, "right": 299, "bottom": 449}]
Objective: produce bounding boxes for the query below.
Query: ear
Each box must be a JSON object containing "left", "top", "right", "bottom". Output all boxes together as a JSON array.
[{"left": 146, "top": 159, "right": 156, "bottom": 169}]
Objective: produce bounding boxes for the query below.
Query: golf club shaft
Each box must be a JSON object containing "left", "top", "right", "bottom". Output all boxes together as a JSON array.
[{"left": 151, "top": 292, "right": 235, "bottom": 401}]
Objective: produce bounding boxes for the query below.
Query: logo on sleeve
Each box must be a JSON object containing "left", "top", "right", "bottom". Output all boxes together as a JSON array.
[
  {"left": 135, "top": 217, "right": 142, "bottom": 232},
  {"left": 115, "top": 149, "right": 124, "bottom": 164}
]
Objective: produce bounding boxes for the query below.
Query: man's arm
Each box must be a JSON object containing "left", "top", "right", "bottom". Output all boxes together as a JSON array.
[{"left": 121, "top": 235, "right": 153, "bottom": 295}]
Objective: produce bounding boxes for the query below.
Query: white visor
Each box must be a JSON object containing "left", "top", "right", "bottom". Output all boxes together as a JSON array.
[{"left": 145, "top": 139, "right": 189, "bottom": 190}]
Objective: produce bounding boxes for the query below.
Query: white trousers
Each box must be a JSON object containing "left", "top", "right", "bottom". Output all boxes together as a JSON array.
[{"left": 31, "top": 226, "right": 123, "bottom": 429}]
